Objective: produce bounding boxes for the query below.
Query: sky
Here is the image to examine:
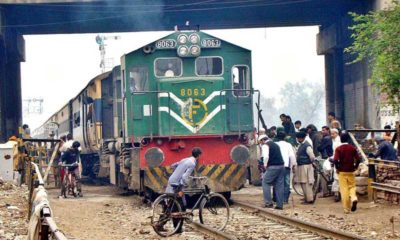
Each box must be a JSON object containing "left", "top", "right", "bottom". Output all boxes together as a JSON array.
[{"left": 21, "top": 26, "right": 325, "bottom": 130}]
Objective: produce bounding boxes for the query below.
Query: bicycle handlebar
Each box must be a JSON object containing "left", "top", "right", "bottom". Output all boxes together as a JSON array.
[
  {"left": 189, "top": 176, "right": 207, "bottom": 180},
  {"left": 60, "top": 163, "right": 78, "bottom": 167}
]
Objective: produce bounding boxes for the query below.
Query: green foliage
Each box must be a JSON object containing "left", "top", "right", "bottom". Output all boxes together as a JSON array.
[
  {"left": 345, "top": 2, "right": 400, "bottom": 111},
  {"left": 258, "top": 80, "right": 325, "bottom": 128}
]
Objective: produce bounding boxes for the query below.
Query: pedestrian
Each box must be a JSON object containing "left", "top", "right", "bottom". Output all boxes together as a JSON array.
[
  {"left": 294, "top": 131, "right": 315, "bottom": 204},
  {"left": 275, "top": 131, "right": 296, "bottom": 204},
  {"left": 299, "top": 128, "right": 313, "bottom": 147},
  {"left": 268, "top": 126, "right": 277, "bottom": 139},
  {"left": 294, "top": 120, "right": 302, "bottom": 132},
  {"left": 22, "top": 124, "right": 31, "bottom": 139},
  {"left": 330, "top": 128, "right": 342, "bottom": 202},
  {"left": 280, "top": 114, "right": 290, "bottom": 135},
  {"left": 285, "top": 115, "right": 296, "bottom": 137},
  {"left": 328, "top": 112, "right": 342, "bottom": 131},
  {"left": 372, "top": 136, "right": 398, "bottom": 161},
  {"left": 317, "top": 126, "right": 333, "bottom": 198},
  {"left": 258, "top": 135, "right": 285, "bottom": 210},
  {"left": 306, "top": 124, "right": 321, "bottom": 157},
  {"left": 60, "top": 133, "right": 74, "bottom": 152},
  {"left": 332, "top": 131, "right": 361, "bottom": 213},
  {"left": 383, "top": 125, "right": 393, "bottom": 142}
]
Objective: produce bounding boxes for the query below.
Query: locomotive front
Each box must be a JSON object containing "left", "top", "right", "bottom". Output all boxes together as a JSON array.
[{"left": 120, "top": 31, "right": 255, "bottom": 195}]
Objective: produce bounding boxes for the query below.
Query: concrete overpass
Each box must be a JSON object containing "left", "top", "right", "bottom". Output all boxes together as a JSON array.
[{"left": 0, "top": 0, "right": 389, "bottom": 141}]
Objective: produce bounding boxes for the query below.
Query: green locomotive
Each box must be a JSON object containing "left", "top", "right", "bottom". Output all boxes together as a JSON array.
[{"left": 34, "top": 30, "right": 258, "bottom": 197}]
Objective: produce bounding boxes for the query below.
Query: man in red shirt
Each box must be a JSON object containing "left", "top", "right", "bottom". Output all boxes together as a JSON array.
[{"left": 333, "top": 131, "right": 361, "bottom": 213}]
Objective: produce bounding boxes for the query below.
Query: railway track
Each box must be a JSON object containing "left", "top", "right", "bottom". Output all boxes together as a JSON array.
[{"left": 187, "top": 200, "right": 367, "bottom": 240}]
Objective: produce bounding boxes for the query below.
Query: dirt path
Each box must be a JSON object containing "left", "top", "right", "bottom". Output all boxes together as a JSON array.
[
  {"left": 48, "top": 185, "right": 209, "bottom": 240},
  {"left": 47, "top": 183, "right": 400, "bottom": 240}
]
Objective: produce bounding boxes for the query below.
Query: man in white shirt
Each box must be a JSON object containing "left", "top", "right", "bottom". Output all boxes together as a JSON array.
[
  {"left": 276, "top": 131, "right": 297, "bottom": 204},
  {"left": 166, "top": 148, "right": 202, "bottom": 194},
  {"left": 331, "top": 128, "right": 342, "bottom": 202},
  {"left": 258, "top": 135, "right": 285, "bottom": 210}
]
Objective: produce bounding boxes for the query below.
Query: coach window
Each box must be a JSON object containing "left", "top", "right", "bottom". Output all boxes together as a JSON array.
[
  {"left": 129, "top": 67, "right": 148, "bottom": 93},
  {"left": 196, "top": 57, "right": 223, "bottom": 76},
  {"left": 232, "top": 65, "right": 250, "bottom": 97},
  {"left": 155, "top": 58, "right": 182, "bottom": 77},
  {"left": 73, "top": 112, "right": 80, "bottom": 128}
]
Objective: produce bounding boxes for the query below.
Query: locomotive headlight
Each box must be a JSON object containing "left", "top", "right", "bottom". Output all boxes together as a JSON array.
[
  {"left": 190, "top": 45, "right": 200, "bottom": 56},
  {"left": 189, "top": 34, "right": 199, "bottom": 44},
  {"left": 177, "top": 34, "right": 188, "bottom": 44},
  {"left": 178, "top": 46, "right": 189, "bottom": 56}
]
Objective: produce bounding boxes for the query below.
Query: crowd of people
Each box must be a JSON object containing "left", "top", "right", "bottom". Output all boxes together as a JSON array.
[{"left": 252, "top": 112, "right": 399, "bottom": 214}]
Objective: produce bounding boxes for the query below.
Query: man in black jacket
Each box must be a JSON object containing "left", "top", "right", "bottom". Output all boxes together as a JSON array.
[
  {"left": 306, "top": 124, "right": 322, "bottom": 157},
  {"left": 259, "top": 135, "right": 285, "bottom": 210}
]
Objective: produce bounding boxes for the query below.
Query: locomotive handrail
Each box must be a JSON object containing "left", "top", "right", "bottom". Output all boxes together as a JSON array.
[
  {"left": 131, "top": 90, "right": 172, "bottom": 141},
  {"left": 219, "top": 89, "right": 260, "bottom": 138}
]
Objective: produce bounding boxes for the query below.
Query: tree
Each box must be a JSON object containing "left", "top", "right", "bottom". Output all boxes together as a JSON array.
[
  {"left": 345, "top": 2, "right": 400, "bottom": 111},
  {"left": 256, "top": 80, "right": 326, "bottom": 129},
  {"left": 278, "top": 81, "right": 325, "bottom": 126}
]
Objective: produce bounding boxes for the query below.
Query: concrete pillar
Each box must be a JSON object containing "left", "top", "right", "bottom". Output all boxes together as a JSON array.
[
  {"left": 324, "top": 54, "right": 335, "bottom": 116},
  {"left": 332, "top": 49, "right": 345, "bottom": 127},
  {"left": 0, "top": 23, "right": 25, "bottom": 141},
  {"left": 318, "top": 24, "right": 345, "bottom": 127}
]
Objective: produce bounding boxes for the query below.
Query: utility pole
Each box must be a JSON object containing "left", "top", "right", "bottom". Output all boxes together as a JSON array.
[{"left": 95, "top": 35, "right": 121, "bottom": 73}]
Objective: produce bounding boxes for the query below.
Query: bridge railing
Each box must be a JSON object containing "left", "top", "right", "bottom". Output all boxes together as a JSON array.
[{"left": 27, "top": 157, "right": 67, "bottom": 239}]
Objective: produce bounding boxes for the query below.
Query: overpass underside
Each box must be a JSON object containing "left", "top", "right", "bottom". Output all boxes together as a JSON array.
[{"left": 0, "top": 0, "right": 379, "bottom": 141}]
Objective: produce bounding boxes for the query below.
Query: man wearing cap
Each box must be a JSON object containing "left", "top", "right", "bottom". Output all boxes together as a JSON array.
[
  {"left": 294, "top": 131, "right": 316, "bottom": 204},
  {"left": 258, "top": 134, "right": 285, "bottom": 210},
  {"left": 330, "top": 128, "right": 342, "bottom": 201}
]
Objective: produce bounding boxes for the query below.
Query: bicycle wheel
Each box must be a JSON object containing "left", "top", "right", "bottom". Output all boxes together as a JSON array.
[
  {"left": 151, "top": 194, "right": 183, "bottom": 237},
  {"left": 61, "top": 176, "right": 67, "bottom": 198},
  {"left": 199, "top": 193, "right": 230, "bottom": 231},
  {"left": 312, "top": 173, "right": 320, "bottom": 202},
  {"left": 291, "top": 177, "right": 304, "bottom": 196}
]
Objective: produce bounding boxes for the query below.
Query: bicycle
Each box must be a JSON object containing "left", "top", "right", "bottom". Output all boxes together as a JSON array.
[
  {"left": 60, "top": 163, "right": 82, "bottom": 198},
  {"left": 292, "top": 158, "right": 334, "bottom": 202},
  {"left": 151, "top": 176, "right": 230, "bottom": 237}
]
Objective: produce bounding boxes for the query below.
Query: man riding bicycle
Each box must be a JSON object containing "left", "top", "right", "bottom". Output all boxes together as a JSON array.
[
  {"left": 166, "top": 148, "right": 202, "bottom": 199},
  {"left": 61, "top": 141, "right": 81, "bottom": 192},
  {"left": 159, "top": 147, "right": 202, "bottom": 233}
]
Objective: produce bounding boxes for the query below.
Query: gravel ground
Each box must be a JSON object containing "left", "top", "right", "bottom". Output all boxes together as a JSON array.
[
  {"left": 0, "top": 179, "right": 29, "bottom": 240},
  {"left": 2, "top": 180, "right": 400, "bottom": 240},
  {"left": 48, "top": 185, "right": 212, "bottom": 240},
  {"left": 233, "top": 185, "right": 400, "bottom": 239}
]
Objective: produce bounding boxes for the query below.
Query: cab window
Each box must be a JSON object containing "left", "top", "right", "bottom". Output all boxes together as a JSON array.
[
  {"left": 154, "top": 58, "right": 182, "bottom": 77},
  {"left": 129, "top": 67, "right": 148, "bottom": 92},
  {"left": 196, "top": 57, "right": 223, "bottom": 76},
  {"left": 232, "top": 65, "right": 250, "bottom": 97}
]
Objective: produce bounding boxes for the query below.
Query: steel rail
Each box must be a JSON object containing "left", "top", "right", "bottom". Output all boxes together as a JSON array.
[
  {"left": 233, "top": 200, "right": 367, "bottom": 240},
  {"left": 191, "top": 222, "right": 237, "bottom": 240}
]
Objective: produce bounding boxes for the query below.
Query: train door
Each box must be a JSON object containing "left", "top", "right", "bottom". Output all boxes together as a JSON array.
[
  {"left": 227, "top": 64, "right": 253, "bottom": 132},
  {"left": 128, "top": 66, "right": 157, "bottom": 137}
]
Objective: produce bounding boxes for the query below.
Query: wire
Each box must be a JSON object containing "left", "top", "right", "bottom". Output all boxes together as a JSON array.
[{"left": 1, "top": 0, "right": 312, "bottom": 29}]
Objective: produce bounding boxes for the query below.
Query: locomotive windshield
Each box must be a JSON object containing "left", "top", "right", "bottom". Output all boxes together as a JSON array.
[
  {"left": 129, "top": 67, "right": 148, "bottom": 92},
  {"left": 154, "top": 58, "right": 182, "bottom": 77},
  {"left": 195, "top": 57, "right": 223, "bottom": 76}
]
